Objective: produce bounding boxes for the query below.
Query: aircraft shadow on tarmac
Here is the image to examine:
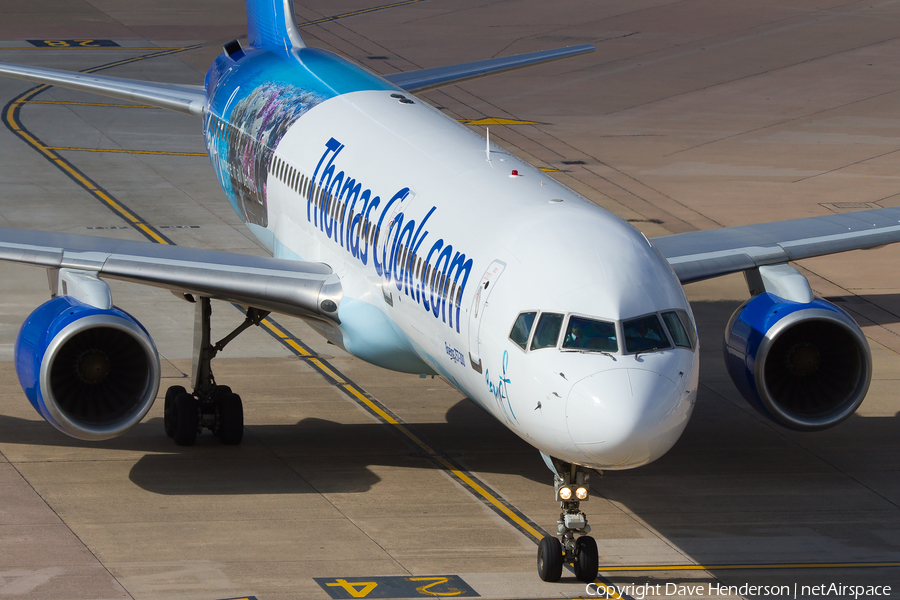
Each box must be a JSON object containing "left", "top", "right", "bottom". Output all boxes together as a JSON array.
[
  {"left": 0, "top": 300, "right": 898, "bottom": 546},
  {"left": 0, "top": 397, "right": 550, "bottom": 496}
]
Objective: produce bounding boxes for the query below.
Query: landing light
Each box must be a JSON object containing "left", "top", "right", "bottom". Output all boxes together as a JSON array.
[{"left": 556, "top": 485, "right": 590, "bottom": 502}]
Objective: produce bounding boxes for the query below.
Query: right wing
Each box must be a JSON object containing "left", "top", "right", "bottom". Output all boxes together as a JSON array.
[
  {"left": 0, "top": 62, "right": 206, "bottom": 116},
  {"left": 0, "top": 228, "right": 341, "bottom": 322}
]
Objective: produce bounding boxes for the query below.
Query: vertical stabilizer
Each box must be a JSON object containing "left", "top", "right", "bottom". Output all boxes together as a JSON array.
[{"left": 247, "top": 0, "right": 306, "bottom": 51}]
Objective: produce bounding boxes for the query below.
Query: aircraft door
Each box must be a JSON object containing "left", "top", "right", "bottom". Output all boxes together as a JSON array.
[{"left": 468, "top": 260, "right": 506, "bottom": 373}]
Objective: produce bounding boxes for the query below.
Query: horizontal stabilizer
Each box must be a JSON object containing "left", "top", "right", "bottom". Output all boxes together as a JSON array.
[
  {"left": 385, "top": 44, "right": 595, "bottom": 93},
  {"left": 0, "top": 62, "right": 206, "bottom": 116}
]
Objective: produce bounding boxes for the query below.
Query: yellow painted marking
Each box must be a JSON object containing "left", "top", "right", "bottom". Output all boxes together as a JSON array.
[
  {"left": 24, "top": 44, "right": 182, "bottom": 50},
  {"left": 12, "top": 43, "right": 550, "bottom": 554},
  {"left": 409, "top": 576, "right": 463, "bottom": 597},
  {"left": 340, "top": 380, "right": 543, "bottom": 540},
  {"left": 462, "top": 118, "right": 543, "bottom": 126},
  {"left": 310, "top": 357, "right": 346, "bottom": 383},
  {"left": 6, "top": 45, "right": 200, "bottom": 246},
  {"left": 299, "top": 0, "right": 428, "bottom": 26},
  {"left": 338, "top": 376, "right": 544, "bottom": 539},
  {"left": 596, "top": 584, "right": 625, "bottom": 600},
  {"left": 259, "top": 319, "right": 313, "bottom": 356},
  {"left": 25, "top": 100, "right": 157, "bottom": 108},
  {"left": 8, "top": 100, "right": 163, "bottom": 226},
  {"left": 284, "top": 338, "right": 309, "bottom": 354},
  {"left": 46, "top": 146, "right": 206, "bottom": 157},
  {"left": 539, "top": 167, "right": 561, "bottom": 172},
  {"left": 601, "top": 561, "right": 900, "bottom": 572},
  {"left": 442, "top": 458, "right": 543, "bottom": 540},
  {"left": 136, "top": 224, "right": 169, "bottom": 245},
  {"left": 325, "top": 579, "right": 378, "bottom": 598},
  {"left": 606, "top": 586, "right": 626, "bottom": 600},
  {"left": 40, "top": 40, "right": 103, "bottom": 47}
]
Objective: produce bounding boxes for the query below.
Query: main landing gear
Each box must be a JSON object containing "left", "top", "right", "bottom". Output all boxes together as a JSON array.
[
  {"left": 537, "top": 457, "right": 599, "bottom": 584},
  {"left": 163, "top": 297, "right": 269, "bottom": 446}
]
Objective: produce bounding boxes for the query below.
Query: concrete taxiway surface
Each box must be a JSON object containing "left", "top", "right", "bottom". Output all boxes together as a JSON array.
[{"left": 0, "top": 1, "right": 899, "bottom": 599}]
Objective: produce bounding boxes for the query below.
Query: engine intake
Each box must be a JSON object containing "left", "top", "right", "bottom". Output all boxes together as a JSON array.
[
  {"left": 723, "top": 293, "right": 871, "bottom": 431},
  {"left": 16, "top": 296, "right": 160, "bottom": 440}
]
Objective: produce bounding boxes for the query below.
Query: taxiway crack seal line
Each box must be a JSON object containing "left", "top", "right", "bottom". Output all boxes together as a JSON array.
[{"left": 297, "top": 0, "right": 431, "bottom": 27}]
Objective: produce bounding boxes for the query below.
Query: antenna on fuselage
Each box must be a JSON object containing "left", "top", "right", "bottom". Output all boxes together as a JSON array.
[{"left": 486, "top": 126, "right": 492, "bottom": 165}]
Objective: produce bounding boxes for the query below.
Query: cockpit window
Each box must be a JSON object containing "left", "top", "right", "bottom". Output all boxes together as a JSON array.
[
  {"left": 662, "top": 311, "right": 691, "bottom": 349},
  {"left": 530, "top": 312, "right": 564, "bottom": 350},
  {"left": 623, "top": 314, "right": 672, "bottom": 353},
  {"left": 563, "top": 316, "right": 617, "bottom": 353},
  {"left": 678, "top": 309, "right": 697, "bottom": 348},
  {"left": 510, "top": 311, "right": 537, "bottom": 350}
]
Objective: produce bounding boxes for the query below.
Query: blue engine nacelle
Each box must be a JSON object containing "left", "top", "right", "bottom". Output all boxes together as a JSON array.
[
  {"left": 723, "top": 293, "right": 871, "bottom": 431},
  {"left": 15, "top": 296, "right": 160, "bottom": 440}
]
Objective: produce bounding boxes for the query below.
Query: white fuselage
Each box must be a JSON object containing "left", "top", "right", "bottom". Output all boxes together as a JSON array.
[{"left": 211, "top": 88, "right": 699, "bottom": 470}]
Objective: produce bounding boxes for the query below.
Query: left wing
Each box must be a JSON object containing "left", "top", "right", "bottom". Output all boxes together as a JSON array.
[
  {"left": 0, "top": 228, "right": 341, "bottom": 321},
  {"left": 652, "top": 207, "right": 900, "bottom": 284}
]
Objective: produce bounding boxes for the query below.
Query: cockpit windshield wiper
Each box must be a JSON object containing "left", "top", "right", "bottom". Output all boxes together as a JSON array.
[
  {"left": 567, "top": 349, "right": 616, "bottom": 360},
  {"left": 633, "top": 346, "right": 661, "bottom": 360}
]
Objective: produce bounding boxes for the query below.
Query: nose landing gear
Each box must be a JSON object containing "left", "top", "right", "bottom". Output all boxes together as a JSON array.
[{"left": 537, "top": 457, "right": 599, "bottom": 583}]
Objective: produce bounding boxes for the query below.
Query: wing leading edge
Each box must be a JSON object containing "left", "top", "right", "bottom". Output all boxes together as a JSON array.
[
  {"left": 0, "top": 228, "right": 341, "bottom": 322},
  {"left": 384, "top": 44, "right": 595, "bottom": 93},
  {"left": 652, "top": 207, "right": 900, "bottom": 284},
  {"left": 0, "top": 62, "right": 206, "bottom": 116}
]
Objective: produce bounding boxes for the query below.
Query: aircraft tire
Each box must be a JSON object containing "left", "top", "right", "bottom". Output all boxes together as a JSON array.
[
  {"left": 211, "top": 385, "right": 232, "bottom": 401},
  {"left": 218, "top": 392, "right": 244, "bottom": 446},
  {"left": 574, "top": 535, "right": 599, "bottom": 583},
  {"left": 209, "top": 386, "right": 232, "bottom": 438},
  {"left": 164, "top": 385, "right": 186, "bottom": 438},
  {"left": 537, "top": 536, "right": 563, "bottom": 582},
  {"left": 173, "top": 392, "right": 199, "bottom": 446}
]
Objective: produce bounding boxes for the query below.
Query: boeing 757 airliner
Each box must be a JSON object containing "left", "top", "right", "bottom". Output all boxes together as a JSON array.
[{"left": 0, "top": 0, "right": 896, "bottom": 583}]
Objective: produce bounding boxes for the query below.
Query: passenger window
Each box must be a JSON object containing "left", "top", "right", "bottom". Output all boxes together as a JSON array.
[
  {"left": 510, "top": 311, "right": 536, "bottom": 349},
  {"left": 623, "top": 314, "right": 672, "bottom": 353},
  {"left": 563, "top": 316, "right": 617, "bottom": 353},
  {"left": 662, "top": 311, "right": 691, "bottom": 349},
  {"left": 530, "top": 313, "right": 563, "bottom": 350}
]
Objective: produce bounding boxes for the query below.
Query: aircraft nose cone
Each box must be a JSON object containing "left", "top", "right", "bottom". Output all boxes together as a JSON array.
[{"left": 566, "top": 368, "right": 683, "bottom": 468}]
